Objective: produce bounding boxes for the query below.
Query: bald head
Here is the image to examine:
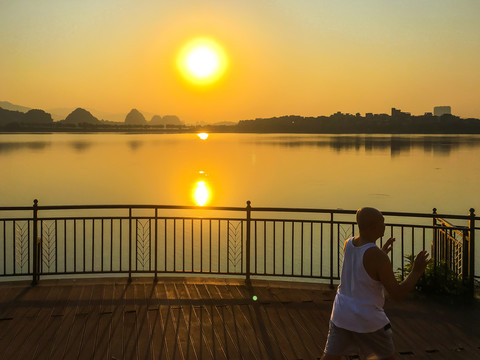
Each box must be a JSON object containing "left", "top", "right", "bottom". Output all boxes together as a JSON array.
[{"left": 356, "top": 207, "right": 384, "bottom": 234}]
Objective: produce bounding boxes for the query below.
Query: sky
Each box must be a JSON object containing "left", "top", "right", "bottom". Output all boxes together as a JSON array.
[{"left": 1, "top": 0, "right": 479, "bottom": 124}]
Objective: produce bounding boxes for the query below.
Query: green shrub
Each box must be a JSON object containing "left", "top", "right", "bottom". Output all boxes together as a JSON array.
[{"left": 397, "top": 254, "right": 470, "bottom": 298}]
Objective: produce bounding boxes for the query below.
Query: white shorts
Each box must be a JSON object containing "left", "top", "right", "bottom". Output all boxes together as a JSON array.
[{"left": 324, "top": 321, "right": 395, "bottom": 359}]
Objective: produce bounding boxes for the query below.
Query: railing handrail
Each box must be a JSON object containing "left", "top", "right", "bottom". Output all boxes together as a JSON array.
[{"left": 0, "top": 203, "right": 477, "bottom": 221}]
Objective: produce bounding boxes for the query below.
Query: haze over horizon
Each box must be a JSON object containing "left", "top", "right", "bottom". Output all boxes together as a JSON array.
[{"left": 1, "top": 1, "right": 479, "bottom": 124}]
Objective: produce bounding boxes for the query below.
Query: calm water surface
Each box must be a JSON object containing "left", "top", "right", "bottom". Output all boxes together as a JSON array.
[{"left": 1, "top": 133, "right": 480, "bottom": 215}]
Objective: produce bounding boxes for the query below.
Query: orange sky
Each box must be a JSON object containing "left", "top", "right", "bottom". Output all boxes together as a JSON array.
[{"left": 1, "top": 1, "right": 479, "bottom": 123}]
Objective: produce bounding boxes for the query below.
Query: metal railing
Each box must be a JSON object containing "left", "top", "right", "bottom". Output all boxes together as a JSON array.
[{"left": 0, "top": 200, "right": 478, "bottom": 296}]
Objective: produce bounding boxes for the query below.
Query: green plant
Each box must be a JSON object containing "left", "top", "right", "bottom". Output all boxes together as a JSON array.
[{"left": 397, "top": 254, "right": 470, "bottom": 298}]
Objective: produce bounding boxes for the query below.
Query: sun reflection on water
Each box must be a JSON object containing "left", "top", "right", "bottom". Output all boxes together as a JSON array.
[
  {"left": 193, "top": 180, "right": 211, "bottom": 206},
  {"left": 197, "top": 133, "right": 209, "bottom": 140}
]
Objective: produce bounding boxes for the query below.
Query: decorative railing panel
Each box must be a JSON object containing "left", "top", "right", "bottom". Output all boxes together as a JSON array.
[{"left": 15, "top": 220, "right": 30, "bottom": 274}]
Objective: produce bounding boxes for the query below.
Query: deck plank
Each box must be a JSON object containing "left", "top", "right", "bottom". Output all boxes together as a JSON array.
[
  {"left": 47, "top": 285, "right": 86, "bottom": 359},
  {"left": 210, "top": 284, "right": 260, "bottom": 360},
  {"left": 123, "top": 283, "right": 139, "bottom": 360},
  {"left": 78, "top": 284, "right": 105, "bottom": 360},
  {"left": 135, "top": 283, "right": 154, "bottom": 360},
  {"left": 108, "top": 282, "right": 127, "bottom": 360},
  {"left": 0, "top": 284, "right": 51, "bottom": 356},
  {"left": 92, "top": 283, "right": 114, "bottom": 360},
  {"left": 226, "top": 285, "right": 271, "bottom": 360},
  {"left": 198, "top": 284, "right": 237, "bottom": 360},
  {"left": 32, "top": 284, "right": 76, "bottom": 360},
  {"left": 173, "top": 283, "right": 202, "bottom": 360},
  {"left": 230, "top": 284, "right": 284, "bottom": 360},
  {"left": 213, "top": 284, "right": 258, "bottom": 359},
  {"left": 159, "top": 282, "right": 185, "bottom": 360},
  {"left": 5, "top": 283, "right": 65, "bottom": 360},
  {"left": 148, "top": 283, "right": 168, "bottom": 359},
  {"left": 62, "top": 285, "right": 94, "bottom": 359},
  {"left": 183, "top": 283, "right": 215, "bottom": 360}
]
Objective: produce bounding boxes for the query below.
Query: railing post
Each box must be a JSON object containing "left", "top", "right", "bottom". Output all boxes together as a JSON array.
[
  {"left": 128, "top": 207, "right": 132, "bottom": 282},
  {"left": 469, "top": 208, "right": 475, "bottom": 298},
  {"left": 330, "top": 212, "right": 334, "bottom": 288},
  {"left": 154, "top": 207, "right": 158, "bottom": 281},
  {"left": 31, "top": 199, "right": 39, "bottom": 286},
  {"left": 246, "top": 201, "right": 251, "bottom": 282},
  {"left": 432, "top": 208, "right": 437, "bottom": 287}
]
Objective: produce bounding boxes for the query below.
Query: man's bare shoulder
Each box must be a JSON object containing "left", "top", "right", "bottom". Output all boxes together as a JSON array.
[
  {"left": 363, "top": 245, "right": 391, "bottom": 281},
  {"left": 364, "top": 245, "right": 390, "bottom": 264}
]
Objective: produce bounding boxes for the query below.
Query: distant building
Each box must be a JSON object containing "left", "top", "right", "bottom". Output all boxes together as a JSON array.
[
  {"left": 434, "top": 106, "right": 451, "bottom": 116},
  {"left": 391, "top": 108, "right": 411, "bottom": 118}
]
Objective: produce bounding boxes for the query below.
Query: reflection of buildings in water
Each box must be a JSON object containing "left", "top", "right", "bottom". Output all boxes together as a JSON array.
[
  {"left": 0, "top": 141, "right": 51, "bottom": 154},
  {"left": 364, "top": 137, "right": 391, "bottom": 152},
  {"left": 390, "top": 137, "right": 411, "bottom": 157},
  {"left": 255, "top": 135, "right": 480, "bottom": 157}
]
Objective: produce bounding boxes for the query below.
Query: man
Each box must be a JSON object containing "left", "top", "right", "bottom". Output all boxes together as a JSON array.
[{"left": 322, "top": 207, "right": 430, "bottom": 360}]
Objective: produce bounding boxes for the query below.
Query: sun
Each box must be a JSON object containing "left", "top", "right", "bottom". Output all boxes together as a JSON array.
[{"left": 177, "top": 37, "right": 228, "bottom": 86}]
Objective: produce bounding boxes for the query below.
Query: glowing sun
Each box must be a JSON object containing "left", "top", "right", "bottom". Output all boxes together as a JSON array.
[{"left": 177, "top": 37, "right": 228, "bottom": 85}]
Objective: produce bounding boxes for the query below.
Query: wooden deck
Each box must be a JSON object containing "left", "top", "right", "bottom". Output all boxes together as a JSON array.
[{"left": 0, "top": 277, "right": 478, "bottom": 360}]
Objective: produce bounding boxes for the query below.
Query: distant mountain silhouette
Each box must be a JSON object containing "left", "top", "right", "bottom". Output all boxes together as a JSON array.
[
  {"left": 62, "top": 108, "right": 100, "bottom": 124},
  {"left": 0, "top": 101, "right": 32, "bottom": 113},
  {"left": 150, "top": 114, "right": 183, "bottom": 126},
  {"left": 48, "top": 107, "right": 129, "bottom": 122},
  {"left": 125, "top": 109, "right": 147, "bottom": 125},
  {"left": 0, "top": 107, "right": 24, "bottom": 125},
  {"left": 0, "top": 107, "right": 52, "bottom": 126},
  {"left": 24, "top": 109, "right": 53, "bottom": 124}
]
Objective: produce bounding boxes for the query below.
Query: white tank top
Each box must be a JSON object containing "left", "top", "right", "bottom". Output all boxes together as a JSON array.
[{"left": 331, "top": 238, "right": 390, "bottom": 333}]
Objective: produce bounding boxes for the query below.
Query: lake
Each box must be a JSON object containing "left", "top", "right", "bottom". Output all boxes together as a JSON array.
[{"left": 1, "top": 133, "right": 479, "bottom": 216}]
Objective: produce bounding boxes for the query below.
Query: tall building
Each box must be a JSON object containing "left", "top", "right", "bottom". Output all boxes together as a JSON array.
[{"left": 434, "top": 106, "right": 451, "bottom": 116}]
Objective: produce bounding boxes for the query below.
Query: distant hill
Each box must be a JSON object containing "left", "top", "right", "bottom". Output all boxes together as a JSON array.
[
  {"left": 0, "top": 107, "right": 24, "bottom": 125},
  {"left": 0, "top": 101, "right": 184, "bottom": 124},
  {"left": 0, "top": 101, "right": 32, "bottom": 113},
  {"left": 48, "top": 107, "right": 128, "bottom": 122},
  {"left": 0, "top": 107, "right": 53, "bottom": 126},
  {"left": 125, "top": 109, "right": 147, "bottom": 125},
  {"left": 62, "top": 108, "right": 100, "bottom": 124},
  {"left": 24, "top": 109, "right": 53, "bottom": 124}
]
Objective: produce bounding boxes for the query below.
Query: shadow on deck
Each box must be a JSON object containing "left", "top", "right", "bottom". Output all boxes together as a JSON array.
[{"left": 0, "top": 277, "right": 479, "bottom": 359}]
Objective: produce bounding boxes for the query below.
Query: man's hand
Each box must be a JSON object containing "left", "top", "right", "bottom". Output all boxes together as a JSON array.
[
  {"left": 412, "top": 250, "right": 431, "bottom": 274},
  {"left": 381, "top": 237, "right": 395, "bottom": 254}
]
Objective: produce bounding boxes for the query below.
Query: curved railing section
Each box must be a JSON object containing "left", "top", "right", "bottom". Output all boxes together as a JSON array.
[{"left": 0, "top": 200, "right": 478, "bottom": 296}]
